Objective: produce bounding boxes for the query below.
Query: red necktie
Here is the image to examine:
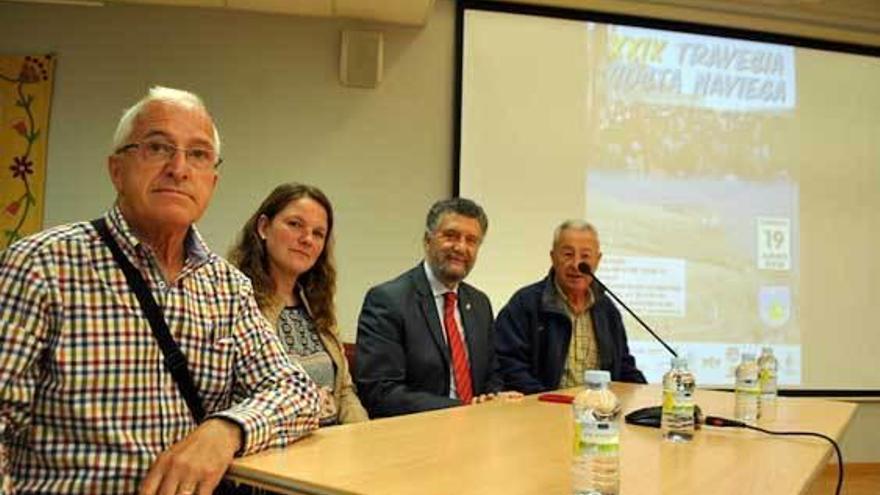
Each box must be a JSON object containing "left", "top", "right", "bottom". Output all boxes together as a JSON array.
[{"left": 443, "top": 292, "right": 473, "bottom": 404}]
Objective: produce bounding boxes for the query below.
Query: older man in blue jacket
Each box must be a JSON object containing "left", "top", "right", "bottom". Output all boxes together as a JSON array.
[{"left": 495, "top": 220, "right": 645, "bottom": 394}]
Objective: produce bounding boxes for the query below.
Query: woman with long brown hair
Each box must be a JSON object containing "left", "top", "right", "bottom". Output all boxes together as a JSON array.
[{"left": 229, "top": 183, "right": 368, "bottom": 424}]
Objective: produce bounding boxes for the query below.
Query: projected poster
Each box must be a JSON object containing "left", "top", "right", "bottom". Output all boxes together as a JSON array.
[{"left": 584, "top": 25, "right": 801, "bottom": 384}]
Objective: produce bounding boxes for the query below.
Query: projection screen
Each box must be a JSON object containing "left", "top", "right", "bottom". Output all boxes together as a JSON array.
[{"left": 458, "top": 4, "right": 880, "bottom": 391}]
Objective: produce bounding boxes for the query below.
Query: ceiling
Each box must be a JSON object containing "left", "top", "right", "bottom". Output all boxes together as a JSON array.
[
  {"left": 4, "top": 0, "right": 880, "bottom": 46},
  {"left": 490, "top": 0, "right": 880, "bottom": 46},
  {"left": 2, "top": 0, "right": 438, "bottom": 26}
]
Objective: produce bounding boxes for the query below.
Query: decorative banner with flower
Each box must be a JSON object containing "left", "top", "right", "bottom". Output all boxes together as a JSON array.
[{"left": 1, "top": 54, "right": 55, "bottom": 251}]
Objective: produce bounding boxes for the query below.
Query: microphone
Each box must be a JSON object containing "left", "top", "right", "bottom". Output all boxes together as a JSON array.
[
  {"left": 577, "top": 262, "right": 677, "bottom": 357},
  {"left": 576, "top": 261, "right": 695, "bottom": 430}
]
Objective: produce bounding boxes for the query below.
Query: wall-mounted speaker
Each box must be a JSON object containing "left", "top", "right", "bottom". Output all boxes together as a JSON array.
[{"left": 340, "top": 30, "right": 384, "bottom": 89}]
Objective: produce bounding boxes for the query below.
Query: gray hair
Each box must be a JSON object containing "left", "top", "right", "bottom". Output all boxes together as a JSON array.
[
  {"left": 425, "top": 197, "right": 488, "bottom": 238},
  {"left": 552, "top": 219, "right": 599, "bottom": 248},
  {"left": 111, "top": 86, "right": 221, "bottom": 154}
]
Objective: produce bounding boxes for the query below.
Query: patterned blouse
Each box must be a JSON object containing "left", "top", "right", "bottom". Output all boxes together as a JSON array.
[{"left": 277, "top": 307, "right": 337, "bottom": 425}]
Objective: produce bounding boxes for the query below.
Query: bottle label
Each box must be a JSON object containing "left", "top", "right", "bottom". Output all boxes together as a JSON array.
[
  {"left": 662, "top": 390, "right": 694, "bottom": 416},
  {"left": 759, "top": 369, "right": 777, "bottom": 387},
  {"left": 736, "top": 378, "right": 760, "bottom": 395},
  {"left": 662, "top": 390, "right": 674, "bottom": 411},
  {"left": 575, "top": 423, "right": 619, "bottom": 456}
]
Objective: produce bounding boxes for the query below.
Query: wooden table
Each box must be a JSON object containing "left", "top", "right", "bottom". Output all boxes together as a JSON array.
[{"left": 229, "top": 383, "right": 856, "bottom": 494}]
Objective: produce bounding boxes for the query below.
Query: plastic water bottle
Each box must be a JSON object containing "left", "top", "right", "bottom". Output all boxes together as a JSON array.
[
  {"left": 758, "top": 347, "right": 779, "bottom": 420},
  {"left": 734, "top": 352, "right": 760, "bottom": 424},
  {"left": 572, "top": 370, "right": 620, "bottom": 495},
  {"left": 661, "top": 356, "right": 696, "bottom": 442}
]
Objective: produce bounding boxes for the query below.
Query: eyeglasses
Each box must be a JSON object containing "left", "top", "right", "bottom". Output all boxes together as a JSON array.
[{"left": 115, "top": 139, "right": 222, "bottom": 169}]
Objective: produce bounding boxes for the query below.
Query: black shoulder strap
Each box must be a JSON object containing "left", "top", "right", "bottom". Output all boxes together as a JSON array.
[{"left": 91, "top": 218, "right": 206, "bottom": 423}]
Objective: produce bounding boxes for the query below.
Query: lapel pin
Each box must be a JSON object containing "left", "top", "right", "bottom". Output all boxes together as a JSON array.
[{"left": 465, "top": 302, "right": 471, "bottom": 310}]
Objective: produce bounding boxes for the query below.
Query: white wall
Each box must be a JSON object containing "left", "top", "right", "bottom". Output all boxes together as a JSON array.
[{"left": 0, "top": 0, "right": 455, "bottom": 341}]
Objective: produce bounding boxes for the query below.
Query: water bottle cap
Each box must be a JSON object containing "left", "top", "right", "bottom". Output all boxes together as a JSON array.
[
  {"left": 742, "top": 352, "right": 756, "bottom": 361},
  {"left": 762, "top": 346, "right": 774, "bottom": 354},
  {"left": 672, "top": 356, "right": 687, "bottom": 368},
  {"left": 583, "top": 370, "right": 611, "bottom": 385}
]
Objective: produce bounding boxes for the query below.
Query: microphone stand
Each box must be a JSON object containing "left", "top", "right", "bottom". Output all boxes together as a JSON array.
[
  {"left": 577, "top": 262, "right": 677, "bottom": 358},
  {"left": 575, "top": 262, "right": 696, "bottom": 429}
]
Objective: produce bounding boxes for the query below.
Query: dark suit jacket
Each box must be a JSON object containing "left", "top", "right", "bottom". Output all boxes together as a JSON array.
[{"left": 355, "top": 263, "right": 502, "bottom": 418}]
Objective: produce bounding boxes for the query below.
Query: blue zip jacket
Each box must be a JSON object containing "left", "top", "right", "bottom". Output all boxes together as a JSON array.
[{"left": 495, "top": 270, "right": 646, "bottom": 393}]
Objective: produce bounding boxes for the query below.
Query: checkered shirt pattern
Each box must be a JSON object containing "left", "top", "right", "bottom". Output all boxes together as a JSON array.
[
  {"left": 0, "top": 207, "right": 320, "bottom": 493},
  {"left": 558, "top": 286, "right": 599, "bottom": 389}
]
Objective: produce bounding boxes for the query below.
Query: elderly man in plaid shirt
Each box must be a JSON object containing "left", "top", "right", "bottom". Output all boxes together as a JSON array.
[{"left": 0, "top": 87, "right": 320, "bottom": 494}]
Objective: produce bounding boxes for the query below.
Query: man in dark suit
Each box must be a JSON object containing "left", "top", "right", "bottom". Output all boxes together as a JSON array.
[
  {"left": 495, "top": 220, "right": 646, "bottom": 394},
  {"left": 355, "top": 198, "right": 519, "bottom": 418}
]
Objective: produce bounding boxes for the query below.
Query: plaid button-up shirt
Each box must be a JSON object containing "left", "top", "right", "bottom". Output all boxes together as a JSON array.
[
  {"left": 557, "top": 283, "right": 599, "bottom": 389},
  {"left": 0, "top": 207, "right": 320, "bottom": 493}
]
